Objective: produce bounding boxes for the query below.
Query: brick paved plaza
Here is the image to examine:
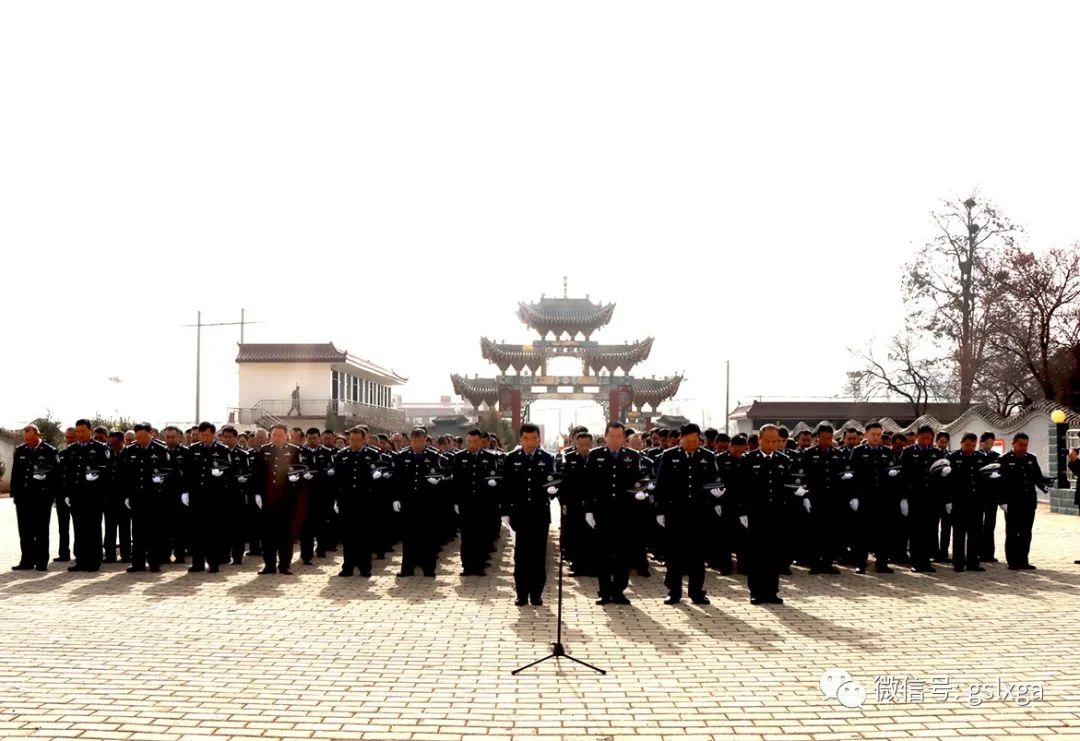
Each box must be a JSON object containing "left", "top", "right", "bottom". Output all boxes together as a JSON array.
[{"left": 1, "top": 498, "right": 1079, "bottom": 741}]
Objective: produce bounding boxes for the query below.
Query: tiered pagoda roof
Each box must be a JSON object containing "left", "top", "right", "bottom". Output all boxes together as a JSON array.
[
  {"left": 480, "top": 338, "right": 547, "bottom": 373},
  {"left": 583, "top": 338, "right": 653, "bottom": 374},
  {"left": 450, "top": 374, "right": 501, "bottom": 407},
  {"left": 479, "top": 336, "right": 654, "bottom": 374},
  {"left": 516, "top": 296, "right": 615, "bottom": 339},
  {"left": 631, "top": 375, "right": 684, "bottom": 408}
]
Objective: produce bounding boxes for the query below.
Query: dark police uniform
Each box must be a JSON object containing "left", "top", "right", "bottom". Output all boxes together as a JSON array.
[
  {"left": 61, "top": 439, "right": 112, "bottom": 571},
  {"left": 739, "top": 448, "right": 792, "bottom": 603},
  {"left": 225, "top": 444, "right": 253, "bottom": 564},
  {"left": 898, "top": 444, "right": 947, "bottom": 570},
  {"left": 654, "top": 445, "right": 721, "bottom": 601},
  {"left": 163, "top": 443, "right": 191, "bottom": 564},
  {"left": 10, "top": 440, "right": 60, "bottom": 569},
  {"left": 979, "top": 448, "right": 1002, "bottom": 561},
  {"left": 944, "top": 448, "right": 988, "bottom": 571},
  {"left": 333, "top": 444, "right": 384, "bottom": 576},
  {"left": 847, "top": 442, "right": 897, "bottom": 572},
  {"left": 998, "top": 449, "right": 1045, "bottom": 569},
  {"left": 502, "top": 445, "right": 557, "bottom": 603},
  {"left": 298, "top": 443, "right": 336, "bottom": 563},
  {"left": 392, "top": 447, "right": 449, "bottom": 577},
  {"left": 450, "top": 447, "right": 501, "bottom": 575},
  {"left": 713, "top": 450, "right": 746, "bottom": 574},
  {"left": 801, "top": 444, "right": 851, "bottom": 572},
  {"left": 585, "top": 445, "right": 645, "bottom": 603},
  {"left": 186, "top": 440, "right": 234, "bottom": 572},
  {"left": 254, "top": 443, "right": 303, "bottom": 573},
  {"left": 556, "top": 447, "right": 593, "bottom": 576},
  {"left": 119, "top": 440, "right": 173, "bottom": 571},
  {"left": 103, "top": 443, "right": 131, "bottom": 563},
  {"left": 54, "top": 445, "right": 75, "bottom": 561}
]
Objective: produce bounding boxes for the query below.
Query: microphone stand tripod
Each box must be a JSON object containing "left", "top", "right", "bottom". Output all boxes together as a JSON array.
[{"left": 512, "top": 517, "right": 605, "bottom": 675}]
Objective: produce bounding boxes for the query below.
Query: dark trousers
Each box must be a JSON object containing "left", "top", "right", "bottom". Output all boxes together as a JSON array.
[
  {"left": 15, "top": 496, "right": 52, "bottom": 568},
  {"left": 340, "top": 511, "right": 373, "bottom": 575},
  {"left": 850, "top": 504, "right": 889, "bottom": 569},
  {"left": 909, "top": 495, "right": 940, "bottom": 567},
  {"left": 103, "top": 497, "right": 131, "bottom": 562},
  {"left": 55, "top": 496, "right": 72, "bottom": 559},
  {"left": 593, "top": 520, "right": 630, "bottom": 599},
  {"left": 170, "top": 495, "right": 190, "bottom": 562},
  {"left": 131, "top": 499, "right": 168, "bottom": 569},
  {"left": 808, "top": 501, "right": 839, "bottom": 569},
  {"left": 979, "top": 498, "right": 998, "bottom": 560},
  {"left": 512, "top": 519, "right": 549, "bottom": 601},
  {"left": 664, "top": 518, "right": 706, "bottom": 598},
  {"left": 746, "top": 515, "right": 781, "bottom": 600},
  {"left": 261, "top": 504, "right": 295, "bottom": 571},
  {"left": 246, "top": 496, "right": 262, "bottom": 555},
  {"left": 71, "top": 495, "right": 103, "bottom": 569},
  {"left": 1004, "top": 502, "right": 1036, "bottom": 567},
  {"left": 937, "top": 509, "right": 952, "bottom": 558},
  {"left": 190, "top": 505, "right": 224, "bottom": 570},
  {"left": 225, "top": 494, "right": 247, "bottom": 563},
  {"left": 459, "top": 500, "right": 489, "bottom": 573},
  {"left": 400, "top": 510, "right": 437, "bottom": 576},
  {"left": 951, "top": 502, "right": 982, "bottom": 568}
]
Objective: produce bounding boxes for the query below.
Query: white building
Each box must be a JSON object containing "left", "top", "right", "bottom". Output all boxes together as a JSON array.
[{"left": 232, "top": 343, "right": 407, "bottom": 433}]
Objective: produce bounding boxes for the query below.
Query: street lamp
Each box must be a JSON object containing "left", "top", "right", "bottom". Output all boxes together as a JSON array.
[{"left": 1051, "top": 409, "right": 1068, "bottom": 489}]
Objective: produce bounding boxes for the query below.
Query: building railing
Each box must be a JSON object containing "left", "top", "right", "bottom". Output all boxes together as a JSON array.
[{"left": 231, "top": 399, "right": 406, "bottom": 432}]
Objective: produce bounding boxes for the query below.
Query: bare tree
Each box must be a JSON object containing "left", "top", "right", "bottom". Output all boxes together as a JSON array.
[
  {"left": 903, "top": 194, "right": 1019, "bottom": 405},
  {"left": 988, "top": 244, "right": 1080, "bottom": 402},
  {"left": 851, "top": 333, "right": 950, "bottom": 418}
]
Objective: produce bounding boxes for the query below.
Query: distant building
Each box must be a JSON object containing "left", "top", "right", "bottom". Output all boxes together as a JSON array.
[
  {"left": 399, "top": 395, "right": 477, "bottom": 427},
  {"left": 231, "top": 343, "right": 407, "bottom": 433}
]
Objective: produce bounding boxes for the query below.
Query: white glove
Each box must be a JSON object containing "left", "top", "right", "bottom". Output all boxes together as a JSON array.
[
  {"left": 288, "top": 474, "right": 300, "bottom": 483},
  {"left": 237, "top": 475, "right": 248, "bottom": 483},
  {"left": 211, "top": 468, "right": 224, "bottom": 478},
  {"left": 561, "top": 505, "right": 568, "bottom": 516},
  {"left": 254, "top": 494, "right": 263, "bottom": 509},
  {"left": 739, "top": 515, "right": 748, "bottom": 528},
  {"left": 426, "top": 477, "right": 439, "bottom": 485},
  {"left": 849, "top": 498, "right": 858, "bottom": 512},
  {"left": 900, "top": 498, "right": 909, "bottom": 517},
  {"left": 334, "top": 502, "right": 340, "bottom": 514},
  {"left": 940, "top": 467, "right": 952, "bottom": 477},
  {"left": 656, "top": 514, "right": 666, "bottom": 527},
  {"left": 64, "top": 497, "right": 71, "bottom": 507},
  {"left": 393, "top": 501, "right": 402, "bottom": 513},
  {"left": 646, "top": 481, "right": 656, "bottom": 491},
  {"left": 841, "top": 472, "right": 854, "bottom": 481},
  {"left": 1000, "top": 503, "right": 1008, "bottom": 513},
  {"left": 989, "top": 471, "right": 1001, "bottom": 479},
  {"left": 372, "top": 470, "right": 383, "bottom": 480},
  {"left": 152, "top": 474, "right": 164, "bottom": 485},
  {"left": 32, "top": 472, "right": 47, "bottom": 481},
  {"left": 547, "top": 485, "right": 558, "bottom": 495},
  {"left": 714, "top": 504, "right": 723, "bottom": 517},
  {"left": 454, "top": 504, "right": 460, "bottom": 515},
  {"left": 710, "top": 487, "right": 725, "bottom": 498},
  {"left": 945, "top": 502, "right": 953, "bottom": 515},
  {"left": 383, "top": 472, "right": 392, "bottom": 479},
  {"left": 634, "top": 491, "right": 648, "bottom": 501},
  {"left": 585, "top": 512, "right": 596, "bottom": 529},
  {"left": 326, "top": 468, "right": 335, "bottom": 477},
  {"left": 124, "top": 498, "right": 131, "bottom": 510},
  {"left": 501, "top": 515, "right": 511, "bottom": 529},
  {"left": 303, "top": 472, "right": 314, "bottom": 480},
  {"left": 794, "top": 486, "right": 807, "bottom": 497},
  {"left": 85, "top": 471, "right": 99, "bottom": 482},
  {"left": 802, "top": 498, "right": 812, "bottom": 513},
  {"left": 181, "top": 492, "right": 190, "bottom": 507},
  {"left": 487, "top": 478, "right": 497, "bottom": 487},
  {"left": 888, "top": 468, "right": 899, "bottom": 477}
]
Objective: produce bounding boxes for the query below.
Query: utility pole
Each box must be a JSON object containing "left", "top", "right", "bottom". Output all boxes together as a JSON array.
[
  {"left": 724, "top": 359, "right": 731, "bottom": 434},
  {"left": 182, "top": 309, "right": 264, "bottom": 424}
]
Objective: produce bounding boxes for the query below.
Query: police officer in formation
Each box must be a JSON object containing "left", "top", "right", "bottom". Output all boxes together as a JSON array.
[{"left": 8, "top": 415, "right": 1057, "bottom": 611}]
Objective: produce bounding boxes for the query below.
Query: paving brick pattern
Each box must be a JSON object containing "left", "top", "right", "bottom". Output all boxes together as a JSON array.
[{"left": 1, "top": 498, "right": 1079, "bottom": 741}]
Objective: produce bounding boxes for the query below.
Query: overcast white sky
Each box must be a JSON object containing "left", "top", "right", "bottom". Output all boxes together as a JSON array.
[{"left": 3, "top": 1, "right": 1079, "bottom": 435}]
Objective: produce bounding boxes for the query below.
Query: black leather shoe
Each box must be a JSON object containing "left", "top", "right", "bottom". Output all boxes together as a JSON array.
[
  {"left": 612, "top": 595, "right": 631, "bottom": 605},
  {"left": 690, "top": 596, "right": 710, "bottom": 605},
  {"left": 11, "top": 564, "right": 32, "bottom": 571},
  {"left": 359, "top": 572, "right": 371, "bottom": 577},
  {"left": 188, "top": 566, "right": 204, "bottom": 573},
  {"left": 258, "top": 567, "right": 275, "bottom": 575},
  {"left": 126, "top": 566, "right": 146, "bottom": 573},
  {"left": 396, "top": 571, "right": 412, "bottom": 577},
  {"left": 514, "top": 598, "right": 528, "bottom": 607},
  {"left": 338, "top": 569, "right": 353, "bottom": 577},
  {"left": 595, "top": 597, "right": 611, "bottom": 605},
  {"left": 875, "top": 565, "right": 895, "bottom": 574},
  {"left": 54, "top": 556, "right": 70, "bottom": 563},
  {"left": 530, "top": 598, "right": 543, "bottom": 606},
  {"left": 968, "top": 565, "right": 986, "bottom": 571},
  {"left": 1019, "top": 563, "right": 1037, "bottom": 570},
  {"left": 35, "top": 565, "right": 47, "bottom": 572},
  {"left": 208, "top": 566, "right": 219, "bottom": 574},
  {"left": 664, "top": 596, "right": 681, "bottom": 605},
  {"left": 67, "top": 564, "right": 83, "bottom": 572},
  {"left": 767, "top": 596, "right": 784, "bottom": 604},
  {"left": 278, "top": 568, "right": 293, "bottom": 575},
  {"left": 750, "top": 596, "right": 766, "bottom": 605}
]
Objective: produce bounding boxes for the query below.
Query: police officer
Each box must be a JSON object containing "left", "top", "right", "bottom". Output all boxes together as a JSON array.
[
  {"left": 739, "top": 424, "right": 790, "bottom": 605},
  {"left": 977, "top": 431, "right": 1002, "bottom": 562},
  {"left": 944, "top": 432, "right": 988, "bottom": 572},
  {"left": 392, "top": 426, "right": 449, "bottom": 578},
  {"left": 898, "top": 425, "right": 947, "bottom": 572},
  {"left": 584, "top": 421, "right": 645, "bottom": 606},
  {"left": 254, "top": 423, "right": 303, "bottom": 575},
  {"left": 184, "top": 422, "right": 233, "bottom": 573},
  {"left": 53, "top": 427, "right": 77, "bottom": 562},
  {"left": 847, "top": 422, "right": 897, "bottom": 574},
  {"left": 502, "top": 422, "right": 557, "bottom": 606},
  {"left": 998, "top": 432, "right": 1044, "bottom": 570},
  {"left": 120, "top": 422, "right": 173, "bottom": 573},
  {"left": 451, "top": 428, "right": 502, "bottom": 576},
  {"left": 219, "top": 425, "right": 251, "bottom": 565},
  {"left": 10, "top": 424, "right": 60, "bottom": 571},
  {"left": 61, "top": 419, "right": 111, "bottom": 572},
  {"left": 557, "top": 431, "right": 594, "bottom": 577},
  {"left": 712, "top": 433, "right": 748, "bottom": 575},
  {"left": 333, "top": 425, "right": 383, "bottom": 577},
  {"left": 801, "top": 424, "right": 851, "bottom": 574},
  {"left": 654, "top": 423, "right": 722, "bottom": 605},
  {"left": 161, "top": 425, "right": 191, "bottom": 565},
  {"left": 299, "top": 427, "right": 336, "bottom": 564},
  {"left": 103, "top": 430, "right": 131, "bottom": 563}
]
